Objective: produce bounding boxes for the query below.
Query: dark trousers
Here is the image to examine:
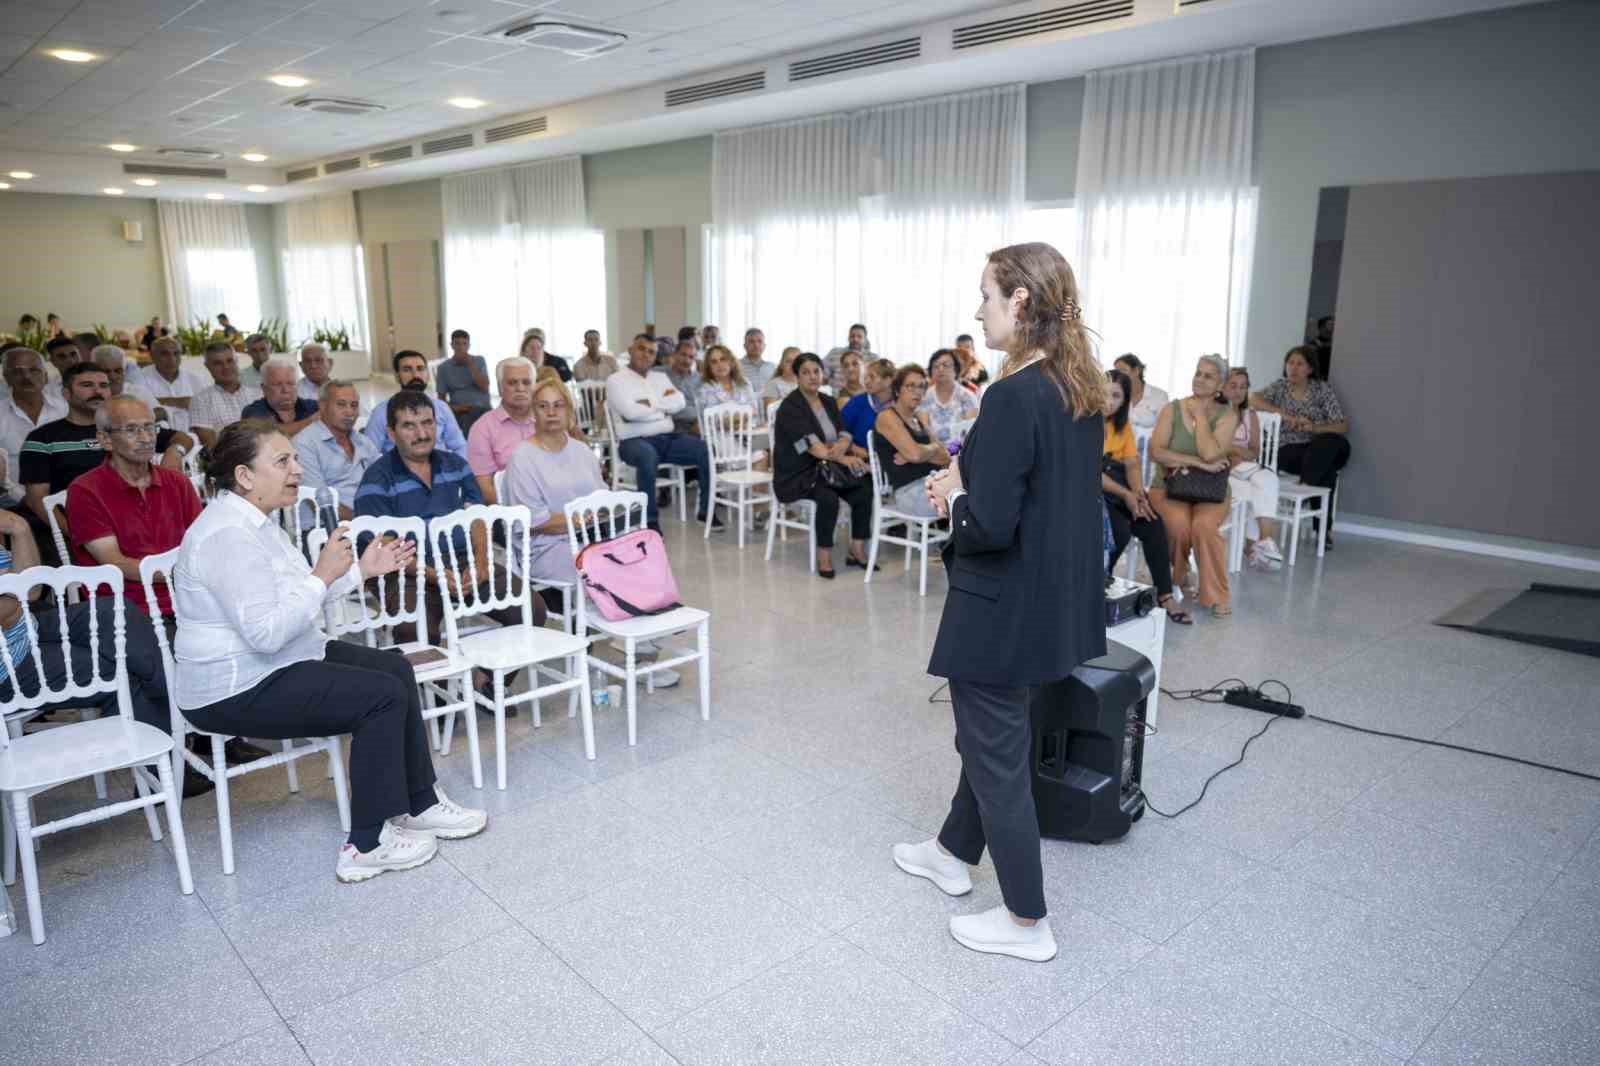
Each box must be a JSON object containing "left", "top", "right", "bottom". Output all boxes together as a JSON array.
[
  {"left": 938, "top": 678, "right": 1046, "bottom": 920},
  {"left": 1104, "top": 496, "right": 1174, "bottom": 597},
  {"left": 6, "top": 501, "right": 60, "bottom": 566},
  {"left": 1276, "top": 434, "right": 1350, "bottom": 491},
  {"left": 0, "top": 597, "right": 170, "bottom": 731},
  {"left": 371, "top": 564, "right": 544, "bottom": 646},
  {"left": 617, "top": 432, "right": 713, "bottom": 524},
  {"left": 797, "top": 475, "right": 874, "bottom": 549},
  {"left": 183, "top": 641, "right": 435, "bottom": 838}
]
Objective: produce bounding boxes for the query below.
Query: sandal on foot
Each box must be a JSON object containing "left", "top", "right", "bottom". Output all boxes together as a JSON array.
[
  {"left": 1212, "top": 604, "right": 1233, "bottom": 618},
  {"left": 1158, "top": 595, "right": 1193, "bottom": 625}
]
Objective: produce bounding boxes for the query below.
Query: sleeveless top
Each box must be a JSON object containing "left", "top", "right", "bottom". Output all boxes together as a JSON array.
[
  {"left": 873, "top": 408, "right": 938, "bottom": 490},
  {"left": 1152, "top": 400, "right": 1231, "bottom": 490}
]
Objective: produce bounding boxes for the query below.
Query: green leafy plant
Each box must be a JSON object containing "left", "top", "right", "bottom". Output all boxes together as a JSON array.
[
  {"left": 92, "top": 322, "right": 112, "bottom": 342},
  {"left": 9, "top": 323, "right": 48, "bottom": 352},
  {"left": 255, "top": 317, "right": 290, "bottom": 353},
  {"left": 310, "top": 320, "right": 353, "bottom": 351},
  {"left": 175, "top": 317, "right": 214, "bottom": 356}
]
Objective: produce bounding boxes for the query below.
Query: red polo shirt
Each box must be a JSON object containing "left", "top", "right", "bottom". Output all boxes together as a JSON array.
[{"left": 66, "top": 462, "right": 202, "bottom": 616}]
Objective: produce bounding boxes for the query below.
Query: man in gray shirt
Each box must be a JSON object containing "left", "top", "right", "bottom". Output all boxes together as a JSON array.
[
  {"left": 436, "top": 328, "right": 491, "bottom": 433},
  {"left": 737, "top": 327, "right": 774, "bottom": 398},
  {"left": 663, "top": 338, "right": 702, "bottom": 434},
  {"left": 824, "top": 323, "right": 871, "bottom": 389}
]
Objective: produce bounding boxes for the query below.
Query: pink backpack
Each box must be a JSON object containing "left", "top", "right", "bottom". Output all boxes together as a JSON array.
[{"left": 576, "top": 528, "right": 682, "bottom": 621}]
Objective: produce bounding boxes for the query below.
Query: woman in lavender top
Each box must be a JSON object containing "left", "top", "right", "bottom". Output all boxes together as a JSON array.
[{"left": 501, "top": 378, "right": 605, "bottom": 591}]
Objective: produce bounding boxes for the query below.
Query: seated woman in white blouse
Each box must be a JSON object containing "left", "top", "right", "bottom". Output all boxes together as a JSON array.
[
  {"left": 172, "top": 421, "right": 487, "bottom": 885},
  {"left": 1113, "top": 353, "right": 1169, "bottom": 433}
]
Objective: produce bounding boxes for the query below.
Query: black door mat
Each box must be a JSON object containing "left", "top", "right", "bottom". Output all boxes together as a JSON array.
[{"left": 1435, "top": 583, "right": 1600, "bottom": 659}]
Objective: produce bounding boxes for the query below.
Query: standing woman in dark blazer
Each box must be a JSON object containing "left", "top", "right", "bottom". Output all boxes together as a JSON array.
[
  {"left": 892, "top": 242, "right": 1107, "bottom": 963},
  {"left": 770, "top": 352, "right": 876, "bottom": 578}
]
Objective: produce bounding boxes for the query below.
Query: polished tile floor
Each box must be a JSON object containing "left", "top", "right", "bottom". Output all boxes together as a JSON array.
[{"left": 3, "top": 519, "right": 1598, "bottom": 1066}]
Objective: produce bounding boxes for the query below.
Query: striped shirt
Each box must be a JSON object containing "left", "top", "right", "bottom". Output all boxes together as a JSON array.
[{"left": 353, "top": 447, "right": 482, "bottom": 562}]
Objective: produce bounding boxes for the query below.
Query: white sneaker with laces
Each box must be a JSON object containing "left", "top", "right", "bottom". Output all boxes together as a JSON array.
[
  {"left": 892, "top": 838, "right": 972, "bottom": 896},
  {"left": 393, "top": 786, "right": 488, "bottom": 840},
  {"left": 335, "top": 822, "right": 438, "bottom": 883},
  {"left": 647, "top": 667, "right": 681, "bottom": 688},
  {"left": 949, "top": 904, "right": 1057, "bottom": 962},
  {"left": 1257, "top": 537, "right": 1283, "bottom": 562}
]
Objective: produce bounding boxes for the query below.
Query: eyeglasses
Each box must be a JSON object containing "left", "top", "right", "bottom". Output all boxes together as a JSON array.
[
  {"left": 108, "top": 423, "right": 158, "bottom": 438},
  {"left": 534, "top": 402, "right": 567, "bottom": 413}
]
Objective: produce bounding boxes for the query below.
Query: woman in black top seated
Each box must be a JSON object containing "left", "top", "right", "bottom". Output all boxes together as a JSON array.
[
  {"left": 872, "top": 364, "right": 950, "bottom": 518},
  {"left": 772, "top": 352, "right": 876, "bottom": 579}
]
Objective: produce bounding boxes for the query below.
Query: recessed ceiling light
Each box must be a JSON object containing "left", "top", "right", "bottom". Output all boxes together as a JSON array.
[
  {"left": 205, "top": 192, "right": 224, "bottom": 200},
  {"left": 246, "top": 184, "right": 268, "bottom": 192},
  {"left": 107, "top": 142, "right": 138, "bottom": 153},
  {"left": 103, "top": 187, "right": 125, "bottom": 196},
  {"left": 8, "top": 170, "right": 33, "bottom": 180},
  {"left": 448, "top": 97, "right": 486, "bottom": 110},
  {"left": 133, "top": 178, "right": 158, "bottom": 187},
  {"left": 0, "top": 183, "right": 10, "bottom": 191},
  {"left": 268, "top": 74, "right": 309, "bottom": 88},
  {"left": 49, "top": 49, "right": 97, "bottom": 63},
  {"left": 241, "top": 152, "right": 268, "bottom": 162}
]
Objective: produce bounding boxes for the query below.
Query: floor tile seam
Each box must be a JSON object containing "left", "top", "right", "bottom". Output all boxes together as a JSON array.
[
  {"left": 191, "top": 887, "right": 314, "bottom": 1060},
  {"left": 1480, "top": 872, "right": 1600, "bottom": 995},
  {"left": 175, "top": 1021, "right": 312, "bottom": 1066},
  {"left": 1392, "top": 927, "right": 1504, "bottom": 1066}
]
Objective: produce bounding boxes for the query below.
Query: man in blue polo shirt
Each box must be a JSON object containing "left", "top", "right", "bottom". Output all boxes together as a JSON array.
[
  {"left": 240, "top": 359, "right": 318, "bottom": 436},
  {"left": 354, "top": 389, "right": 542, "bottom": 651}
]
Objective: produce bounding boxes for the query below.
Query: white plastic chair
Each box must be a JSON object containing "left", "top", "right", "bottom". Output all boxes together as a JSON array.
[
  {"left": 139, "top": 550, "right": 350, "bottom": 876},
  {"left": 430, "top": 505, "right": 592, "bottom": 786},
  {"left": 700, "top": 402, "right": 773, "bottom": 548},
  {"left": 565, "top": 490, "right": 709, "bottom": 747},
  {"left": 310, "top": 518, "right": 483, "bottom": 787},
  {"left": 863, "top": 432, "right": 949, "bottom": 596},
  {"left": 1259, "top": 411, "right": 1332, "bottom": 565},
  {"left": 41, "top": 489, "right": 72, "bottom": 572},
  {"left": 494, "top": 468, "right": 575, "bottom": 635},
  {"left": 572, "top": 381, "right": 612, "bottom": 451},
  {"left": 0, "top": 565, "right": 194, "bottom": 944}
]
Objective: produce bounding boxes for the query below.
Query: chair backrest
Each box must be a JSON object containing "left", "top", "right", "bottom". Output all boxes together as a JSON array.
[
  {"left": 275, "top": 484, "right": 337, "bottom": 552},
  {"left": 0, "top": 564, "right": 132, "bottom": 732},
  {"left": 42, "top": 489, "right": 70, "bottom": 563},
  {"left": 428, "top": 504, "right": 535, "bottom": 632},
  {"left": 492, "top": 468, "right": 507, "bottom": 505},
  {"left": 1255, "top": 411, "right": 1281, "bottom": 471},
  {"left": 701, "top": 402, "right": 758, "bottom": 470},
  {"left": 573, "top": 381, "right": 610, "bottom": 438},
  {"left": 1133, "top": 429, "right": 1154, "bottom": 489},
  {"left": 864, "top": 431, "right": 891, "bottom": 498},
  {"left": 188, "top": 472, "right": 209, "bottom": 502},
  {"left": 138, "top": 548, "right": 189, "bottom": 738},
  {"left": 564, "top": 489, "right": 645, "bottom": 560},
  {"left": 317, "top": 514, "right": 432, "bottom": 644}
]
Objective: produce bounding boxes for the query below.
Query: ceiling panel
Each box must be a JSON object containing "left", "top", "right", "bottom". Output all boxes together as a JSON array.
[
  {"left": 309, "top": 0, "right": 438, "bottom": 18},
  {"left": 257, "top": 12, "right": 383, "bottom": 47},
  {"left": 420, "top": 34, "right": 527, "bottom": 68},
  {"left": 170, "top": 1, "right": 306, "bottom": 37},
  {"left": 0, "top": 3, "right": 72, "bottom": 37},
  {"left": 211, "top": 39, "right": 322, "bottom": 70},
  {"left": 39, "top": 14, "right": 157, "bottom": 48},
  {"left": 131, "top": 28, "right": 235, "bottom": 61}
]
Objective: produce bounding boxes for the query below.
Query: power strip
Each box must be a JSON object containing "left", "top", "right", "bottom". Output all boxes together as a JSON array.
[{"left": 1223, "top": 686, "right": 1305, "bottom": 718}]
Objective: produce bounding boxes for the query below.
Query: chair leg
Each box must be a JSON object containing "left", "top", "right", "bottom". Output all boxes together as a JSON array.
[
  {"left": 438, "top": 684, "right": 457, "bottom": 756},
  {"left": 494, "top": 672, "right": 508, "bottom": 792},
  {"left": 425, "top": 685, "right": 444, "bottom": 753},
  {"left": 865, "top": 522, "right": 880, "bottom": 584},
  {"left": 567, "top": 655, "right": 579, "bottom": 719},
  {"left": 212, "top": 736, "right": 235, "bottom": 876},
  {"left": 918, "top": 524, "right": 931, "bottom": 597},
  {"left": 696, "top": 622, "right": 710, "bottom": 722},
  {"left": 461, "top": 675, "right": 483, "bottom": 790},
  {"left": 327, "top": 736, "right": 351, "bottom": 832},
  {"left": 704, "top": 473, "right": 716, "bottom": 540},
  {"left": 2, "top": 786, "right": 15, "bottom": 887},
  {"left": 134, "top": 767, "right": 162, "bottom": 842},
  {"left": 765, "top": 505, "right": 778, "bottom": 560},
  {"left": 625, "top": 642, "right": 638, "bottom": 747},
  {"left": 283, "top": 739, "right": 300, "bottom": 793},
  {"left": 806, "top": 510, "right": 817, "bottom": 574},
  {"left": 530, "top": 667, "right": 543, "bottom": 728},
  {"left": 156, "top": 757, "right": 194, "bottom": 897},
  {"left": 1287, "top": 500, "right": 1302, "bottom": 566},
  {"left": 11, "top": 792, "right": 44, "bottom": 944},
  {"left": 578, "top": 652, "right": 595, "bottom": 761}
]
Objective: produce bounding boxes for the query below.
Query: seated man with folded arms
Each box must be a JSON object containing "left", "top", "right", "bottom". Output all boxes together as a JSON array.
[
  {"left": 190, "top": 339, "right": 262, "bottom": 450},
  {"left": 295, "top": 380, "right": 381, "bottom": 524},
  {"left": 241, "top": 359, "right": 319, "bottom": 436}
]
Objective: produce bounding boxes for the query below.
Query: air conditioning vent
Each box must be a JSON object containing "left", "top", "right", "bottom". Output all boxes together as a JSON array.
[
  {"left": 288, "top": 96, "right": 387, "bottom": 116},
  {"left": 322, "top": 156, "right": 362, "bottom": 175},
  {"left": 124, "top": 162, "right": 228, "bottom": 179},
  {"left": 489, "top": 20, "right": 627, "bottom": 56},
  {"left": 368, "top": 144, "right": 415, "bottom": 165},
  {"left": 421, "top": 132, "right": 475, "bottom": 155},
  {"left": 953, "top": 0, "right": 1133, "bottom": 50},
  {"left": 664, "top": 71, "right": 765, "bottom": 109},
  {"left": 484, "top": 116, "right": 548, "bottom": 143},
  {"left": 1177, "top": 0, "right": 1222, "bottom": 6},
  {"left": 155, "top": 147, "right": 225, "bottom": 162},
  {"left": 789, "top": 37, "right": 920, "bottom": 82},
  {"left": 286, "top": 166, "right": 320, "bottom": 183}
]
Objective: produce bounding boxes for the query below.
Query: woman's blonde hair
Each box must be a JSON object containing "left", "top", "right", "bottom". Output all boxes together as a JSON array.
[
  {"left": 778, "top": 346, "right": 800, "bottom": 374},
  {"left": 985, "top": 242, "right": 1104, "bottom": 420},
  {"left": 700, "top": 344, "right": 746, "bottom": 387},
  {"left": 530, "top": 377, "right": 575, "bottom": 432}
]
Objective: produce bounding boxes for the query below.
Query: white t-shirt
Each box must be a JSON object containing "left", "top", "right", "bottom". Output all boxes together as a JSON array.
[
  {"left": 1128, "top": 384, "right": 1170, "bottom": 432},
  {"left": 137, "top": 365, "right": 209, "bottom": 432}
]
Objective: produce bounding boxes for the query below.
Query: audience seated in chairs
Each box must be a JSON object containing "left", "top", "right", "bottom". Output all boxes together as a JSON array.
[
  {"left": 736, "top": 328, "right": 774, "bottom": 401},
  {"left": 1250, "top": 344, "right": 1351, "bottom": 547},
  {"left": 436, "top": 329, "right": 492, "bottom": 434},
  {"left": 297, "top": 342, "right": 333, "bottom": 403},
  {"left": 242, "top": 359, "right": 319, "bottom": 436},
  {"left": 1113, "top": 353, "right": 1169, "bottom": 433},
  {"left": 919, "top": 348, "right": 980, "bottom": 445},
  {"left": 606, "top": 334, "right": 718, "bottom": 533},
  {"left": 764, "top": 346, "right": 801, "bottom": 405},
  {"left": 364, "top": 350, "right": 469, "bottom": 461},
  {"left": 91, "top": 344, "right": 160, "bottom": 416},
  {"left": 700, "top": 344, "right": 758, "bottom": 413},
  {"left": 1222, "top": 368, "right": 1284, "bottom": 570},
  {"left": 0, "top": 348, "right": 66, "bottom": 528},
  {"left": 1102, "top": 370, "right": 1190, "bottom": 624},
  {"left": 519, "top": 327, "right": 572, "bottom": 384},
  {"left": 295, "top": 380, "right": 381, "bottom": 524},
  {"left": 42, "top": 335, "right": 80, "bottom": 404},
  {"left": 571, "top": 329, "right": 618, "bottom": 383},
  {"left": 171, "top": 420, "right": 485, "bottom": 884},
  {"left": 467, "top": 359, "right": 539, "bottom": 504},
  {"left": 841, "top": 358, "right": 897, "bottom": 449},
  {"left": 823, "top": 324, "right": 871, "bottom": 390},
  {"left": 836, "top": 350, "right": 865, "bottom": 401},
  {"left": 662, "top": 338, "right": 703, "bottom": 436},
  {"left": 20, "top": 363, "right": 123, "bottom": 532},
  {"left": 190, "top": 340, "right": 262, "bottom": 450},
  {"left": 137, "top": 336, "right": 207, "bottom": 433},
  {"left": 1148, "top": 355, "right": 1238, "bottom": 619},
  {"left": 238, "top": 333, "right": 273, "bottom": 390},
  {"left": 871, "top": 365, "right": 950, "bottom": 519},
  {"left": 772, "top": 352, "right": 876, "bottom": 579}
]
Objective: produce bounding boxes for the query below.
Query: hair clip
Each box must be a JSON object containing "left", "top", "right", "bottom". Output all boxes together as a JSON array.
[{"left": 1059, "top": 299, "right": 1081, "bottom": 323}]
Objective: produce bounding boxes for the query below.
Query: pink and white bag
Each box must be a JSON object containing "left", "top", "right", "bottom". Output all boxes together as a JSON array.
[{"left": 575, "top": 528, "right": 682, "bottom": 621}]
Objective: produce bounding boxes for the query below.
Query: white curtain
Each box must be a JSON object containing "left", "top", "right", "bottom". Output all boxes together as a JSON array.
[
  {"left": 157, "top": 199, "right": 262, "bottom": 332},
  {"left": 1074, "top": 49, "right": 1257, "bottom": 395},
  {"left": 442, "top": 156, "right": 605, "bottom": 368},
  {"left": 710, "top": 86, "right": 1024, "bottom": 362},
  {"left": 276, "top": 191, "right": 368, "bottom": 352}
]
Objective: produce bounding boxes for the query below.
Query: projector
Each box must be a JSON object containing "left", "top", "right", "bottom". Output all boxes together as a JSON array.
[{"left": 1105, "top": 576, "right": 1156, "bottom": 628}]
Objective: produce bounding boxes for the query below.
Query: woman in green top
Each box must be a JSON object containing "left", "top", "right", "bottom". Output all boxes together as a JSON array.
[{"left": 1148, "top": 354, "right": 1238, "bottom": 617}]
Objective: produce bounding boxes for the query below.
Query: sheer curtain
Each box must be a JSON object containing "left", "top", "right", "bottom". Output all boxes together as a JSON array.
[
  {"left": 1074, "top": 49, "right": 1257, "bottom": 395},
  {"left": 157, "top": 199, "right": 262, "bottom": 331},
  {"left": 710, "top": 86, "right": 1024, "bottom": 360},
  {"left": 276, "top": 191, "right": 368, "bottom": 351},
  {"left": 442, "top": 156, "right": 605, "bottom": 366}
]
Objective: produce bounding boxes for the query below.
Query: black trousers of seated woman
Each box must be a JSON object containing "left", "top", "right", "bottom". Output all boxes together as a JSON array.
[
  {"left": 1276, "top": 432, "right": 1351, "bottom": 529},
  {"left": 1104, "top": 495, "right": 1175, "bottom": 598},
  {"left": 792, "top": 476, "right": 875, "bottom": 549}
]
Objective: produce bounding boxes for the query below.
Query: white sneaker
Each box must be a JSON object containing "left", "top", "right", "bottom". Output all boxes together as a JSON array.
[
  {"left": 1247, "top": 546, "right": 1282, "bottom": 572},
  {"left": 611, "top": 638, "right": 660, "bottom": 658},
  {"left": 1257, "top": 537, "right": 1283, "bottom": 562},
  {"left": 892, "top": 838, "right": 972, "bottom": 896},
  {"left": 647, "top": 667, "right": 681, "bottom": 689},
  {"left": 335, "top": 822, "right": 438, "bottom": 884},
  {"left": 392, "top": 786, "right": 488, "bottom": 840},
  {"left": 949, "top": 904, "right": 1057, "bottom": 962}
]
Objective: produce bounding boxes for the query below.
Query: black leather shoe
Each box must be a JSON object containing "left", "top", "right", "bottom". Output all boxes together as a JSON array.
[
  {"left": 223, "top": 738, "right": 272, "bottom": 765},
  {"left": 182, "top": 768, "right": 216, "bottom": 799},
  {"left": 817, "top": 567, "right": 836, "bottom": 580}
]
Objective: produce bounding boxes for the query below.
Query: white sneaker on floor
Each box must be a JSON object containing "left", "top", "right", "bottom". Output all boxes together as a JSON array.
[
  {"left": 335, "top": 822, "right": 438, "bottom": 884},
  {"left": 647, "top": 667, "right": 681, "bottom": 688},
  {"left": 1257, "top": 537, "right": 1283, "bottom": 562},
  {"left": 892, "top": 838, "right": 972, "bottom": 896},
  {"left": 392, "top": 786, "right": 488, "bottom": 840},
  {"left": 1247, "top": 547, "right": 1282, "bottom": 572},
  {"left": 949, "top": 904, "right": 1056, "bottom": 962}
]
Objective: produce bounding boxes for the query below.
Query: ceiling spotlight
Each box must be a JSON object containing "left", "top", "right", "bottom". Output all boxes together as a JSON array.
[
  {"left": 448, "top": 97, "right": 486, "bottom": 109},
  {"left": 133, "top": 178, "right": 158, "bottom": 187},
  {"left": 0, "top": 183, "right": 10, "bottom": 191},
  {"left": 204, "top": 192, "right": 224, "bottom": 200},
  {"left": 103, "top": 187, "right": 124, "bottom": 195},
  {"left": 241, "top": 152, "right": 268, "bottom": 162},
  {"left": 107, "top": 142, "right": 138, "bottom": 153},
  {"left": 246, "top": 184, "right": 268, "bottom": 192},
  {"left": 49, "top": 49, "right": 97, "bottom": 63},
  {"left": 8, "top": 170, "right": 34, "bottom": 179},
  {"left": 268, "top": 74, "right": 309, "bottom": 88}
]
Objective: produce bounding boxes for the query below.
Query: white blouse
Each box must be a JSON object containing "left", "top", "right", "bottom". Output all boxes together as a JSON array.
[
  {"left": 1128, "top": 384, "right": 1170, "bottom": 432},
  {"left": 172, "top": 490, "right": 356, "bottom": 710}
]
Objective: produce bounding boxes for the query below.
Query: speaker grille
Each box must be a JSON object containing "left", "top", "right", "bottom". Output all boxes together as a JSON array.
[
  {"left": 286, "top": 166, "right": 319, "bottom": 183},
  {"left": 322, "top": 156, "right": 361, "bottom": 175},
  {"left": 368, "top": 144, "right": 414, "bottom": 164}
]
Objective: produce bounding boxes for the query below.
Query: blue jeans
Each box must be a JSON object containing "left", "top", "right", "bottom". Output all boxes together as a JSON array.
[{"left": 617, "top": 432, "right": 712, "bottom": 524}]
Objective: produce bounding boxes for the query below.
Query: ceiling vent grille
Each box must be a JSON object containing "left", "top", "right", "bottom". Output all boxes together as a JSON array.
[
  {"left": 288, "top": 96, "right": 387, "bottom": 116},
  {"left": 789, "top": 37, "right": 920, "bottom": 82},
  {"left": 664, "top": 70, "right": 765, "bottom": 108},
  {"left": 484, "top": 116, "right": 548, "bottom": 143},
  {"left": 422, "top": 132, "right": 475, "bottom": 155},
  {"left": 155, "top": 147, "right": 224, "bottom": 162},
  {"left": 952, "top": 0, "right": 1134, "bottom": 50},
  {"left": 368, "top": 144, "right": 414, "bottom": 165},
  {"left": 1177, "top": 0, "right": 1222, "bottom": 6},
  {"left": 286, "top": 166, "right": 320, "bottom": 183},
  {"left": 488, "top": 20, "right": 627, "bottom": 56},
  {"left": 123, "top": 162, "right": 227, "bottom": 179},
  {"left": 322, "top": 156, "right": 362, "bottom": 175}
]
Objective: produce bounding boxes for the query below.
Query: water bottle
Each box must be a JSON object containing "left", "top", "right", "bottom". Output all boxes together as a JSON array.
[{"left": 591, "top": 668, "right": 610, "bottom": 712}]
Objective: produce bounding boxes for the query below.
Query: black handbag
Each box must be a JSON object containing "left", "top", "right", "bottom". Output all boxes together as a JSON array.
[{"left": 1163, "top": 465, "right": 1228, "bottom": 504}]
